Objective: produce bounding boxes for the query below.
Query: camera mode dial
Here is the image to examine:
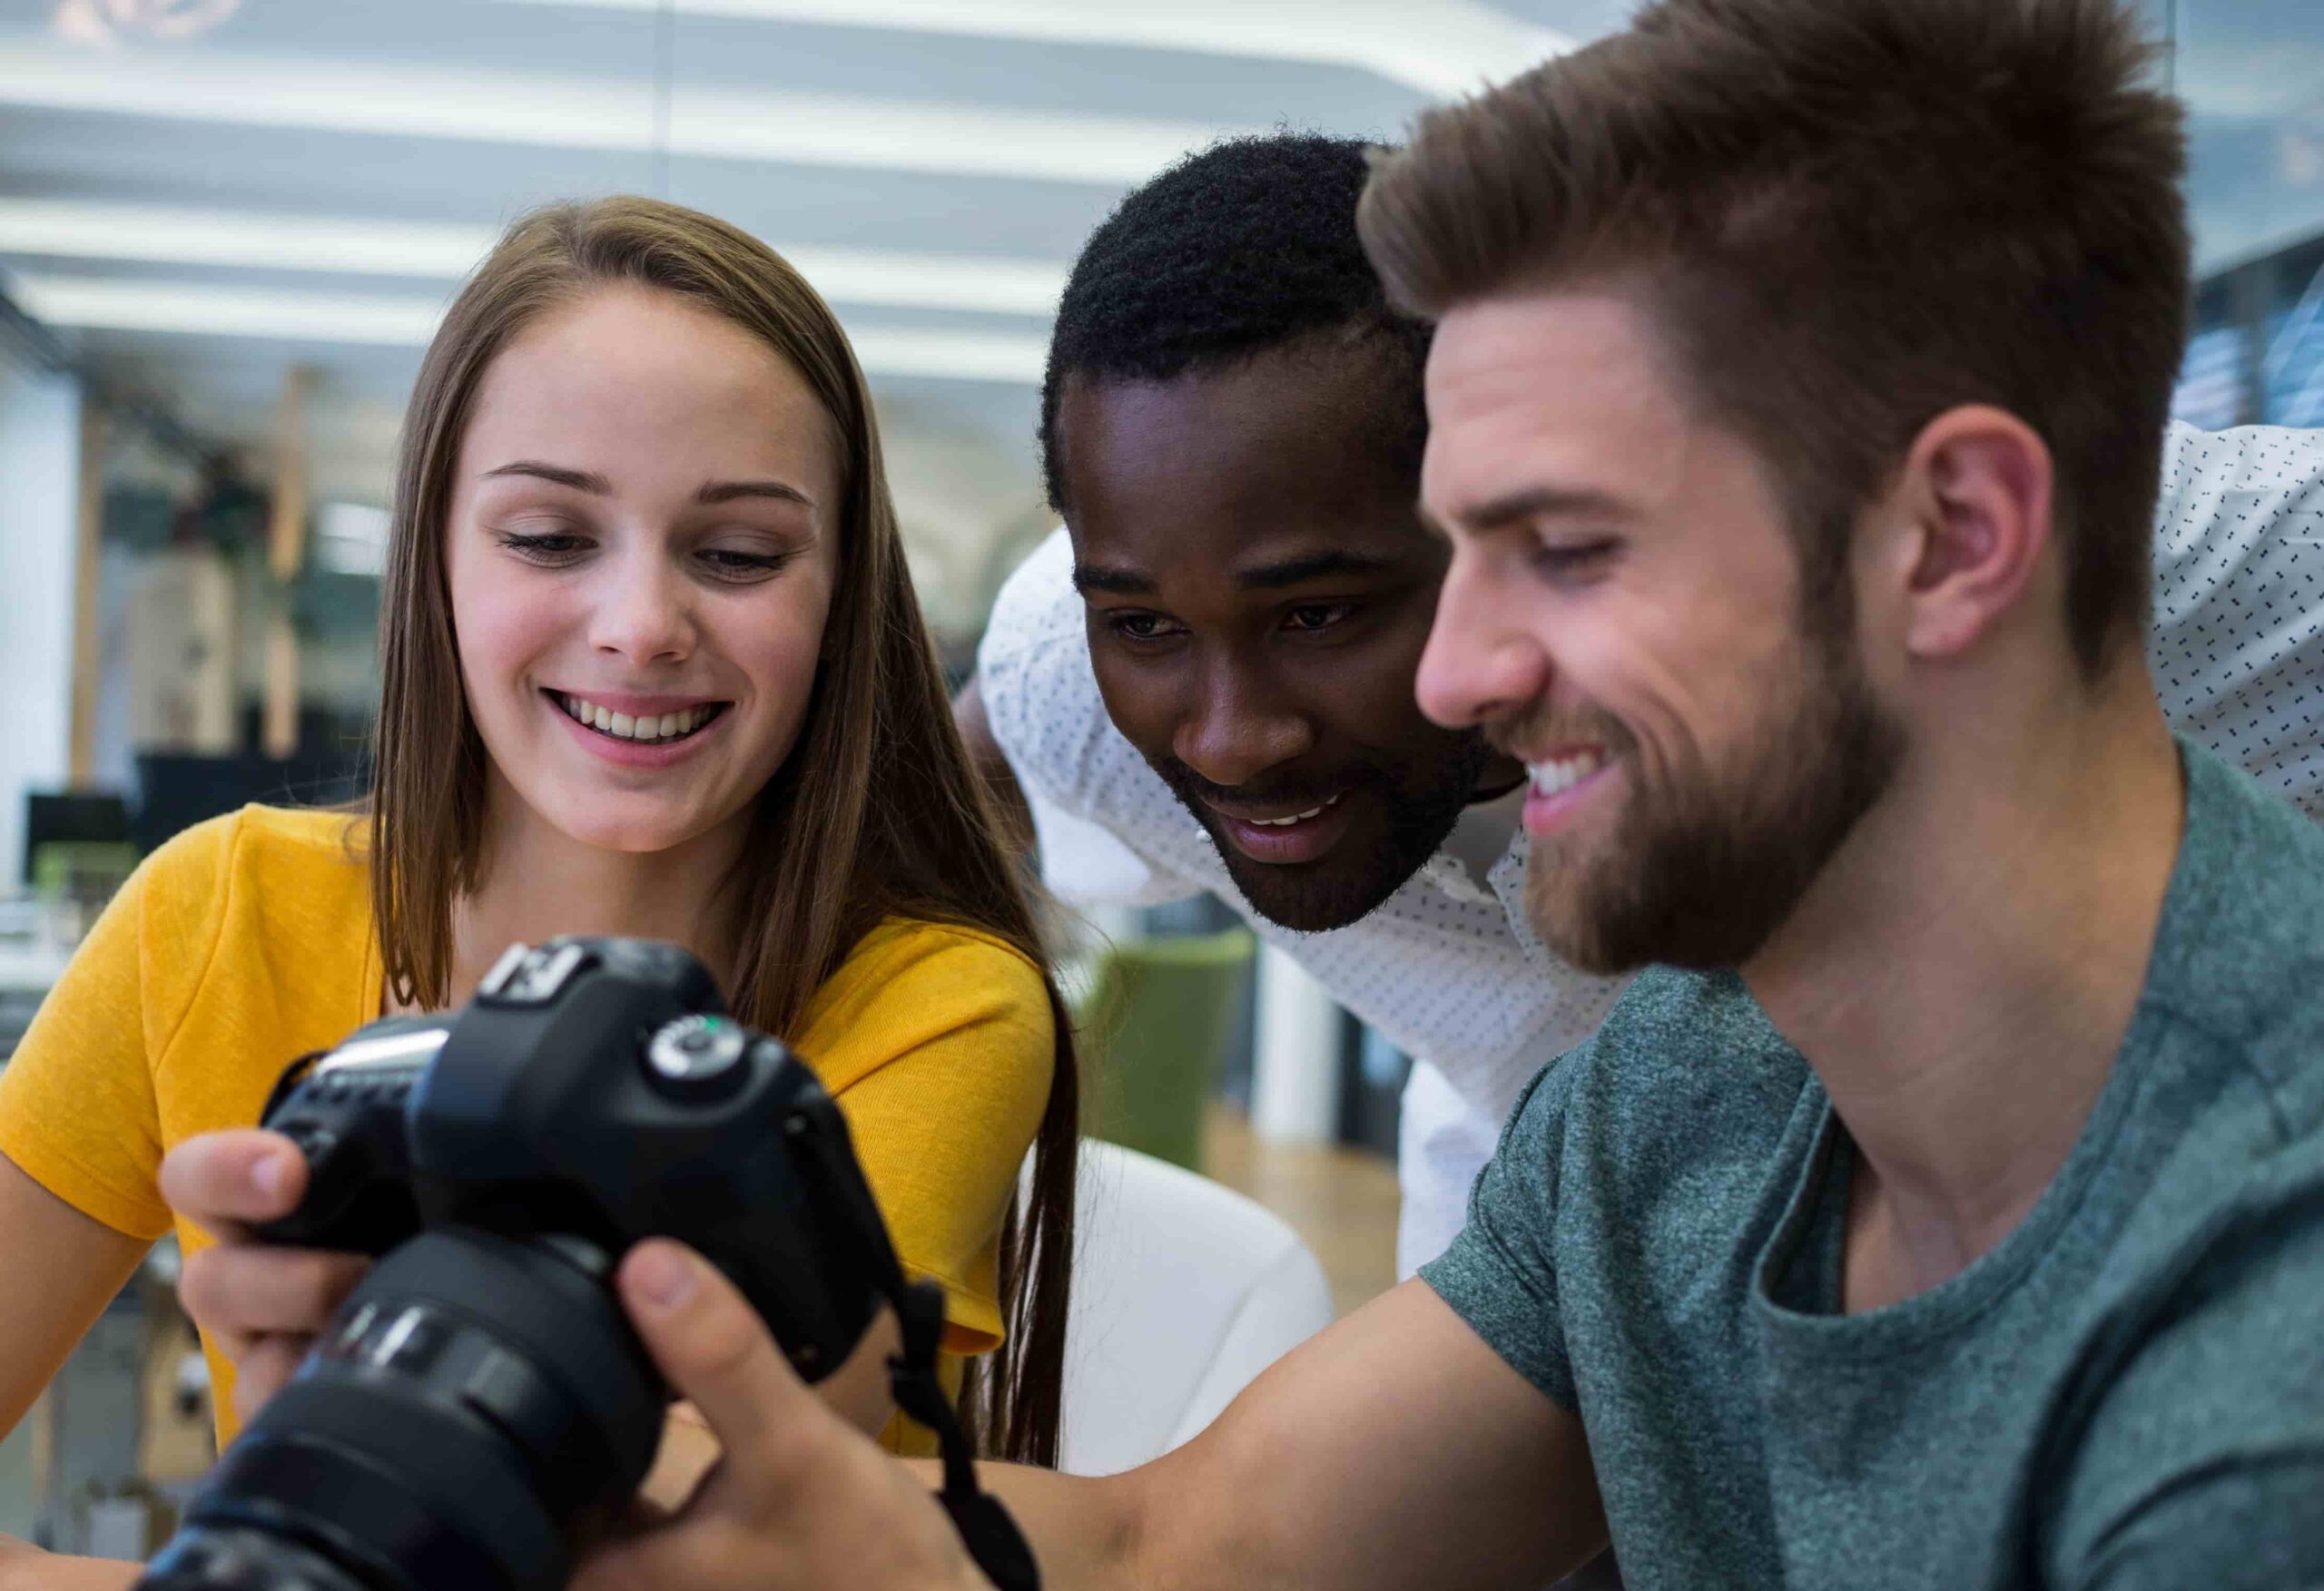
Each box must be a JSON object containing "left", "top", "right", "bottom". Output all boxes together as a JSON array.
[{"left": 643, "top": 1015, "right": 751, "bottom": 1104}]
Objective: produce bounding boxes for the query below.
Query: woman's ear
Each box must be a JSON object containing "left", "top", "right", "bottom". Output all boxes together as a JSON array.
[{"left": 1890, "top": 405, "right": 2057, "bottom": 663}]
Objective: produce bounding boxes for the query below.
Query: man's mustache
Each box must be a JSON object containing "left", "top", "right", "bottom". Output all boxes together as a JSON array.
[
  {"left": 1150, "top": 758, "right": 1373, "bottom": 810},
  {"left": 1484, "top": 704, "right": 1633, "bottom": 762}
]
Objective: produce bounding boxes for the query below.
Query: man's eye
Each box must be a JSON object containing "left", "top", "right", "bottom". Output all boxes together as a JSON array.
[
  {"left": 1106, "top": 611, "right": 1183, "bottom": 643},
  {"left": 1283, "top": 603, "right": 1356, "bottom": 633},
  {"left": 1531, "top": 539, "right": 1617, "bottom": 578}
]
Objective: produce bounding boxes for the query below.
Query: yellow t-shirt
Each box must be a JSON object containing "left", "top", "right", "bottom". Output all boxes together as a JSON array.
[{"left": 0, "top": 805, "right": 1053, "bottom": 1455}]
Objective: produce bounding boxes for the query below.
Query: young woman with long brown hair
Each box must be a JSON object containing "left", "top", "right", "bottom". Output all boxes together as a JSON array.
[{"left": 0, "top": 196, "right": 1077, "bottom": 1582}]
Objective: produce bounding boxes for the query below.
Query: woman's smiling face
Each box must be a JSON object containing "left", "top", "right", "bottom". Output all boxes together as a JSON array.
[{"left": 444, "top": 282, "right": 842, "bottom": 858}]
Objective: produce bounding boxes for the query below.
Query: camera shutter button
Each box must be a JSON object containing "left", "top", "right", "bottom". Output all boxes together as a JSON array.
[{"left": 644, "top": 1015, "right": 750, "bottom": 1103}]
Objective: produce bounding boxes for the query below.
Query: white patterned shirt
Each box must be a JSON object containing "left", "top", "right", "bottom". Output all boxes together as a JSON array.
[{"left": 980, "top": 423, "right": 2324, "bottom": 1126}]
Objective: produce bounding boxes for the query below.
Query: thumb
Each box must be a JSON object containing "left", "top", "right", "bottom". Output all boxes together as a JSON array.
[
  {"left": 615, "top": 1241, "right": 834, "bottom": 1488},
  {"left": 159, "top": 1128, "right": 310, "bottom": 1237}
]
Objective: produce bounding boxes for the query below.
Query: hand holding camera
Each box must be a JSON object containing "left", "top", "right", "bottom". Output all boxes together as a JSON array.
[{"left": 146, "top": 936, "right": 1035, "bottom": 1591}]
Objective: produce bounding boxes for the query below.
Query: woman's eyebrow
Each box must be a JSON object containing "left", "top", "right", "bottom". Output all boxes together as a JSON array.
[
  {"left": 476, "top": 463, "right": 814, "bottom": 511},
  {"left": 481, "top": 460, "right": 609, "bottom": 493},
  {"left": 695, "top": 479, "right": 815, "bottom": 509}
]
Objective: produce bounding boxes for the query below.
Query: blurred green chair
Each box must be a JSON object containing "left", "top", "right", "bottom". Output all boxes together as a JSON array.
[
  {"left": 32, "top": 841, "right": 139, "bottom": 902},
  {"left": 1077, "top": 928, "right": 1256, "bottom": 1173},
  {"left": 33, "top": 841, "right": 140, "bottom": 946}
]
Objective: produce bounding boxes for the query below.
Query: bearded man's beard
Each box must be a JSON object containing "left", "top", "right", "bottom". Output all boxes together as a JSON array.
[{"left": 1521, "top": 632, "right": 1904, "bottom": 976}]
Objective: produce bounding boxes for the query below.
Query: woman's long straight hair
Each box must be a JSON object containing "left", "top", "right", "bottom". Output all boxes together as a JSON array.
[{"left": 366, "top": 196, "right": 1077, "bottom": 1464}]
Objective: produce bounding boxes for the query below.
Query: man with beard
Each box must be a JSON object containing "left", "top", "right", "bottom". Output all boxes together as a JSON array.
[
  {"left": 960, "top": 132, "right": 2324, "bottom": 1282},
  {"left": 148, "top": 5, "right": 2324, "bottom": 1589}
]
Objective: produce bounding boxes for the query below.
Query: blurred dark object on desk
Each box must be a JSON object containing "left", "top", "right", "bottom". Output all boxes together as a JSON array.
[
  {"left": 20, "top": 791, "right": 130, "bottom": 886},
  {"left": 131, "top": 746, "right": 363, "bottom": 854}
]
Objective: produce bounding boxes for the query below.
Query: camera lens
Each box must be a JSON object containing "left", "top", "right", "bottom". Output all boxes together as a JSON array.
[
  {"left": 138, "top": 1527, "right": 369, "bottom": 1591},
  {"left": 136, "top": 1228, "right": 665, "bottom": 1591}
]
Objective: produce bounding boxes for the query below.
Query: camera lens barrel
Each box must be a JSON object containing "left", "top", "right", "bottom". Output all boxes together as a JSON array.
[
  {"left": 139, "top": 1527, "right": 371, "bottom": 1591},
  {"left": 137, "top": 1227, "right": 665, "bottom": 1591}
]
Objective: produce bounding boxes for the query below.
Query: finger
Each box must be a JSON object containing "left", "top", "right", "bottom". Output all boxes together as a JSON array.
[
  {"left": 230, "top": 1334, "right": 313, "bottom": 1425},
  {"left": 607, "top": 1493, "right": 678, "bottom": 1541},
  {"left": 615, "top": 1242, "right": 835, "bottom": 1491},
  {"left": 178, "top": 1242, "right": 369, "bottom": 1345},
  {"left": 158, "top": 1130, "right": 310, "bottom": 1238},
  {"left": 639, "top": 1403, "right": 724, "bottom": 1513}
]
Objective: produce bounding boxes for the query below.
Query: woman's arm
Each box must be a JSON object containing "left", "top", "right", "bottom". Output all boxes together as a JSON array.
[
  {"left": 0, "top": 1155, "right": 153, "bottom": 1591},
  {"left": 0, "top": 1535, "right": 142, "bottom": 1591},
  {"left": 0, "top": 1153, "right": 147, "bottom": 1440}
]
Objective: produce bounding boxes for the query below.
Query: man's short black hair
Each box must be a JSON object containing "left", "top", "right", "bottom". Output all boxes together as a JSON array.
[{"left": 1039, "top": 133, "right": 1431, "bottom": 516}]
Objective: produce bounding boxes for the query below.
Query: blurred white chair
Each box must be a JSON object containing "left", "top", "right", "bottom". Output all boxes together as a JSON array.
[{"left": 1044, "top": 1140, "right": 1336, "bottom": 1477}]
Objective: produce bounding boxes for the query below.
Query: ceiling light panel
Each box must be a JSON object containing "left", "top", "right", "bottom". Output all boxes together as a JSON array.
[
  {"left": 487, "top": 0, "right": 1571, "bottom": 96},
  {"left": 0, "top": 198, "right": 1068, "bottom": 316},
  {"left": 8, "top": 272, "right": 1050, "bottom": 383},
  {"left": 0, "top": 39, "right": 1235, "bottom": 186}
]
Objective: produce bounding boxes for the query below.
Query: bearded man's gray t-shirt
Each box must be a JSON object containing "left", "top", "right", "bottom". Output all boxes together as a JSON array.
[{"left": 1423, "top": 741, "right": 2324, "bottom": 1589}]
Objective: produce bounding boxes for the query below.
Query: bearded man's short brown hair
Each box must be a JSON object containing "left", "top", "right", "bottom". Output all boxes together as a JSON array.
[{"left": 1360, "top": 0, "right": 2190, "bottom": 676}]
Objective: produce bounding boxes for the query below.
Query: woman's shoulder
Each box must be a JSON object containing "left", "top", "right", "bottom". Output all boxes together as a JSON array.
[
  {"left": 132, "top": 804, "right": 370, "bottom": 959},
  {"left": 142, "top": 803, "right": 366, "bottom": 889},
  {"left": 834, "top": 915, "right": 1043, "bottom": 977},
  {"left": 793, "top": 916, "right": 1054, "bottom": 1081}
]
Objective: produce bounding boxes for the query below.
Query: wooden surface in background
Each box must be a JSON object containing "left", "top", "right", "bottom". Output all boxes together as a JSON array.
[{"left": 1200, "top": 1103, "right": 1402, "bottom": 1318}]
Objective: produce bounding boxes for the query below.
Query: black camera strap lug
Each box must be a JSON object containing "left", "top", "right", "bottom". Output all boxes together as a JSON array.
[{"left": 886, "top": 1279, "right": 1041, "bottom": 1591}]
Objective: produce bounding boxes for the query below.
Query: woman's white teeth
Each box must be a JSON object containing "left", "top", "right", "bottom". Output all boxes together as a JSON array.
[
  {"left": 1246, "top": 793, "right": 1344, "bottom": 828},
  {"left": 560, "top": 694, "right": 714, "bottom": 742},
  {"left": 1529, "top": 751, "right": 1610, "bottom": 798}
]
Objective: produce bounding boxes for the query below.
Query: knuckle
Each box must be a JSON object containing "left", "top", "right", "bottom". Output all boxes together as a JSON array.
[
  {"left": 177, "top": 1252, "right": 230, "bottom": 1322},
  {"left": 289, "top": 1252, "right": 358, "bottom": 1319}
]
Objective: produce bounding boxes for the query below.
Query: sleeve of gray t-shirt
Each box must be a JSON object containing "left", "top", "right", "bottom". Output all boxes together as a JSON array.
[
  {"left": 2149, "top": 422, "right": 2324, "bottom": 820},
  {"left": 2045, "top": 1139, "right": 2324, "bottom": 1589},
  {"left": 1418, "top": 1057, "right": 1586, "bottom": 1411},
  {"left": 974, "top": 525, "right": 1204, "bottom": 907}
]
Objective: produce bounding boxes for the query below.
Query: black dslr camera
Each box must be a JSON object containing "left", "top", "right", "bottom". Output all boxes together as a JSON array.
[{"left": 135, "top": 936, "right": 1037, "bottom": 1591}]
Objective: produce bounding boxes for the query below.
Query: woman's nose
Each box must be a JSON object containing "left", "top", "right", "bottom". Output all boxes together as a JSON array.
[{"left": 588, "top": 551, "right": 695, "bottom": 665}]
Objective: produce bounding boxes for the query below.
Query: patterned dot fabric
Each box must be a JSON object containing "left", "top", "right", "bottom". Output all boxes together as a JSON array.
[{"left": 2150, "top": 425, "right": 2324, "bottom": 817}]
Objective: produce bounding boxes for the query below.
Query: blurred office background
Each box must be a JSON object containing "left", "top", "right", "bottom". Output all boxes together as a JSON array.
[{"left": 2, "top": 0, "right": 2321, "bottom": 1546}]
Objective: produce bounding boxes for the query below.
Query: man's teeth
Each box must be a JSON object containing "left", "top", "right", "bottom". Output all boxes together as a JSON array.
[
  {"left": 558, "top": 693, "right": 717, "bottom": 742},
  {"left": 1246, "top": 793, "right": 1344, "bottom": 828},
  {"left": 1528, "top": 751, "right": 1610, "bottom": 798}
]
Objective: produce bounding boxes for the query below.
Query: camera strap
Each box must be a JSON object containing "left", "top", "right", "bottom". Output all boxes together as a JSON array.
[{"left": 886, "top": 1278, "right": 1042, "bottom": 1591}]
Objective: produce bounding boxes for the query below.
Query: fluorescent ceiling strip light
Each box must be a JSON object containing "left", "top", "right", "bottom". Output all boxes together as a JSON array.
[
  {"left": 844, "top": 326, "right": 1049, "bottom": 384},
  {"left": 0, "top": 41, "right": 1230, "bottom": 186},
  {"left": 13, "top": 277, "right": 449, "bottom": 346},
  {"left": 487, "top": 0, "right": 1572, "bottom": 97},
  {"left": 0, "top": 198, "right": 1068, "bottom": 316},
  {"left": 9, "top": 273, "right": 1049, "bottom": 383}
]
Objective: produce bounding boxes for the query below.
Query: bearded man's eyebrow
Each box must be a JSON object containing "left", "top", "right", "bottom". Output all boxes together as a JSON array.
[{"left": 1455, "top": 485, "right": 1634, "bottom": 533}]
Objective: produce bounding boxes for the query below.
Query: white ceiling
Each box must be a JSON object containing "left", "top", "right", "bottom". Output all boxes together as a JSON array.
[
  {"left": 0, "top": 0, "right": 1603, "bottom": 634},
  {"left": 2, "top": 0, "right": 2315, "bottom": 636}
]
